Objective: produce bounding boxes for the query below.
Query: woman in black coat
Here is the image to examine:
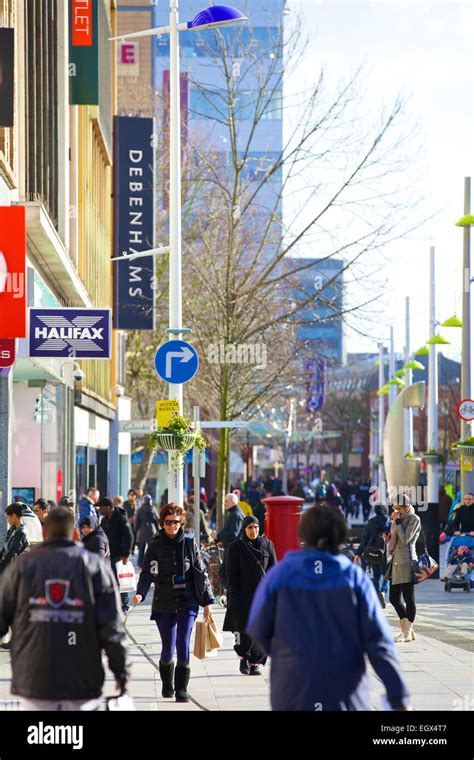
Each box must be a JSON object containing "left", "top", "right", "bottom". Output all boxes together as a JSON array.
[
  {"left": 223, "top": 515, "right": 277, "bottom": 675},
  {"left": 133, "top": 503, "right": 214, "bottom": 703}
]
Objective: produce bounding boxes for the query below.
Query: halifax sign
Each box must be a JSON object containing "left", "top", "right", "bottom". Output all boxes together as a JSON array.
[
  {"left": 113, "top": 116, "right": 155, "bottom": 330},
  {"left": 29, "top": 308, "right": 112, "bottom": 359}
]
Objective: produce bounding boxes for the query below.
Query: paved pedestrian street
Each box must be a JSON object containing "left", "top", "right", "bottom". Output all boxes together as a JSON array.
[{"left": 0, "top": 579, "right": 470, "bottom": 713}]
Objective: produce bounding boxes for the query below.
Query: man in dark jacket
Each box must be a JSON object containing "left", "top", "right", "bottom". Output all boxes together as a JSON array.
[
  {"left": 0, "top": 508, "right": 129, "bottom": 710},
  {"left": 212, "top": 493, "right": 244, "bottom": 584},
  {"left": 453, "top": 493, "right": 474, "bottom": 535},
  {"left": 0, "top": 504, "right": 29, "bottom": 573},
  {"left": 80, "top": 514, "right": 111, "bottom": 566},
  {"left": 123, "top": 489, "right": 138, "bottom": 553},
  {"left": 98, "top": 497, "right": 134, "bottom": 614},
  {"left": 354, "top": 503, "right": 391, "bottom": 607}
]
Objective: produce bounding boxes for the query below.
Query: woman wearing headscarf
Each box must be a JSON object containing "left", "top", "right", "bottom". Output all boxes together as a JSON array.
[
  {"left": 223, "top": 515, "right": 277, "bottom": 675},
  {"left": 386, "top": 495, "right": 421, "bottom": 643}
]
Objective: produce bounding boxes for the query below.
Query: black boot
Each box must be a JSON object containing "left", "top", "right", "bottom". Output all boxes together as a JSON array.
[
  {"left": 159, "top": 660, "right": 175, "bottom": 698},
  {"left": 174, "top": 663, "right": 191, "bottom": 703}
]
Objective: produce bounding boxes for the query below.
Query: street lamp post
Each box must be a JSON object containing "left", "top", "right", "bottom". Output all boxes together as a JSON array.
[
  {"left": 168, "top": 0, "right": 185, "bottom": 504},
  {"left": 378, "top": 342, "right": 385, "bottom": 490},
  {"left": 403, "top": 296, "right": 413, "bottom": 454},
  {"left": 456, "top": 178, "right": 473, "bottom": 494},
  {"left": 427, "top": 246, "right": 439, "bottom": 512},
  {"left": 60, "top": 361, "right": 85, "bottom": 502},
  {"left": 389, "top": 326, "right": 396, "bottom": 408},
  {"left": 111, "top": 3, "right": 247, "bottom": 504}
]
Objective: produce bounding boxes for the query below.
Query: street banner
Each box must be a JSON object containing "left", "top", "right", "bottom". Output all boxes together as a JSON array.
[
  {"left": 0, "top": 29, "right": 14, "bottom": 127},
  {"left": 69, "top": 0, "right": 99, "bottom": 104},
  {"left": 305, "top": 357, "right": 325, "bottom": 413},
  {"left": 0, "top": 338, "right": 15, "bottom": 368},
  {"left": 29, "top": 308, "right": 111, "bottom": 359},
  {"left": 156, "top": 400, "right": 180, "bottom": 428},
  {"left": 0, "top": 207, "right": 26, "bottom": 339},
  {"left": 113, "top": 116, "right": 155, "bottom": 329}
]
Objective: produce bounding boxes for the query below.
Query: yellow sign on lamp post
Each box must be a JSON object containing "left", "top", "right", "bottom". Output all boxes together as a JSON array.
[
  {"left": 156, "top": 400, "right": 180, "bottom": 428},
  {"left": 461, "top": 456, "right": 473, "bottom": 472}
]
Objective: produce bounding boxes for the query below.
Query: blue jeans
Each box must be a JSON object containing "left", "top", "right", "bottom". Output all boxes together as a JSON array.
[
  {"left": 154, "top": 606, "right": 199, "bottom": 664},
  {"left": 372, "top": 563, "right": 389, "bottom": 594}
]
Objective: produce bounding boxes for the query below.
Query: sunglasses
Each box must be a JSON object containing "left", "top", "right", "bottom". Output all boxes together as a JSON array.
[{"left": 164, "top": 519, "right": 180, "bottom": 526}]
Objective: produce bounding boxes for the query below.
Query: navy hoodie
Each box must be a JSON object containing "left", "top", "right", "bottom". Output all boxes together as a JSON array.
[{"left": 247, "top": 548, "right": 410, "bottom": 711}]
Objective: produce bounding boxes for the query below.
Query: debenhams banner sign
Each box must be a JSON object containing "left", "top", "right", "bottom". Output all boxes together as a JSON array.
[
  {"left": 29, "top": 308, "right": 111, "bottom": 359},
  {"left": 113, "top": 116, "right": 155, "bottom": 330}
]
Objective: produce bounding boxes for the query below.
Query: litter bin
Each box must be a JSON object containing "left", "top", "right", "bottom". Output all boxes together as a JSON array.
[{"left": 262, "top": 495, "right": 304, "bottom": 559}]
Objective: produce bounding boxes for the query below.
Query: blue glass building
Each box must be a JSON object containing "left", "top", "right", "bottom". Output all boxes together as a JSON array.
[
  {"left": 151, "top": 1, "right": 285, "bottom": 215},
  {"left": 291, "top": 257, "right": 345, "bottom": 366}
]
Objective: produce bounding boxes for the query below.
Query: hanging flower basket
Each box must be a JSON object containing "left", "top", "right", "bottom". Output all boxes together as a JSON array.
[
  {"left": 457, "top": 445, "right": 474, "bottom": 457},
  {"left": 148, "top": 414, "right": 208, "bottom": 470},
  {"left": 449, "top": 437, "right": 474, "bottom": 460},
  {"left": 423, "top": 454, "right": 441, "bottom": 464},
  {"left": 155, "top": 432, "right": 196, "bottom": 452}
]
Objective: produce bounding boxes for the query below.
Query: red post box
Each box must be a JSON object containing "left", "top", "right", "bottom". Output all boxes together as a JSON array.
[{"left": 262, "top": 495, "right": 304, "bottom": 560}]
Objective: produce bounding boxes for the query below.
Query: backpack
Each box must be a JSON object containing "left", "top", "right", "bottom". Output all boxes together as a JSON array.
[
  {"left": 363, "top": 528, "right": 386, "bottom": 565},
  {"left": 316, "top": 483, "right": 327, "bottom": 500}
]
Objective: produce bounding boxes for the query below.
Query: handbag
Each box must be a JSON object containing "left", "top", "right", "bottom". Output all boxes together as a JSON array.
[
  {"left": 187, "top": 539, "right": 212, "bottom": 606},
  {"left": 206, "top": 614, "right": 223, "bottom": 650},
  {"left": 411, "top": 526, "right": 439, "bottom": 584},
  {"left": 193, "top": 619, "right": 218, "bottom": 660},
  {"left": 115, "top": 560, "right": 137, "bottom": 593}
]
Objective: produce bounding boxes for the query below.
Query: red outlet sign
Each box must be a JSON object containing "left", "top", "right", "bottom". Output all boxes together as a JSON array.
[
  {"left": 72, "top": 0, "right": 93, "bottom": 47},
  {"left": 0, "top": 206, "right": 26, "bottom": 338},
  {"left": 0, "top": 338, "right": 15, "bottom": 368}
]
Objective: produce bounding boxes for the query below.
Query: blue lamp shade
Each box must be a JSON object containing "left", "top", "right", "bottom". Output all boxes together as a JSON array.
[{"left": 188, "top": 5, "right": 248, "bottom": 30}]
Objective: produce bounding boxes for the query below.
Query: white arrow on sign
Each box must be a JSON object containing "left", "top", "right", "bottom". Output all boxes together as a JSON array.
[{"left": 165, "top": 345, "right": 194, "bottom": 379}]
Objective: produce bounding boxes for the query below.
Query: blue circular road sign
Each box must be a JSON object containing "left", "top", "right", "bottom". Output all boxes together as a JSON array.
[{"left": 154, "top": 340, "right": 199, "bottom": 385}]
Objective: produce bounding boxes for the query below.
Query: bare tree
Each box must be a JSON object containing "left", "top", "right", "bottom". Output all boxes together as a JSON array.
[{"left": 179, "top": 19, "right": 424, "bottom": 526}]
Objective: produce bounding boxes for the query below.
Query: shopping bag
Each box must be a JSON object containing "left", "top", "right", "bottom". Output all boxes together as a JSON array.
[
  {"left": 193, "top": 620, "right": 218, "bottom": 659},
  {"left": 115, "top": 560, "right": 137, "bottom": 593},
  {"left": 207, "top": 615, "right": 223, "bottom": 650},
  {"left": 106, "top": 689, "right": 136, "bottom": 711}
]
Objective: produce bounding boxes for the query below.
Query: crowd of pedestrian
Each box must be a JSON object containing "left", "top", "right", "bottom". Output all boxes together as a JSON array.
[{"left": 0, "top": 477, "right": 472, "bottom": 713}]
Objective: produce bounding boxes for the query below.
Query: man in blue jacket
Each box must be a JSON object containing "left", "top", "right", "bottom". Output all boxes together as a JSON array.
[
  {"left": 79, "top": 488, "right": 100, "bottom": 523},
  {"left": 247, "top": 504, "right": 411, "bottom": 711}
]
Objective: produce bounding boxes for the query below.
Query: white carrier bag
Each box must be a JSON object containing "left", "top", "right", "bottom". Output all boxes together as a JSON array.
[{"left": 115, "top": 560, "right": 137, "bottom": 593}]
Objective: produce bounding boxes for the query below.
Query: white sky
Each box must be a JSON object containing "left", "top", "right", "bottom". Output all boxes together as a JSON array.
[{"left": 287, "top": 0, "right": 473, "bottom": 367}]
